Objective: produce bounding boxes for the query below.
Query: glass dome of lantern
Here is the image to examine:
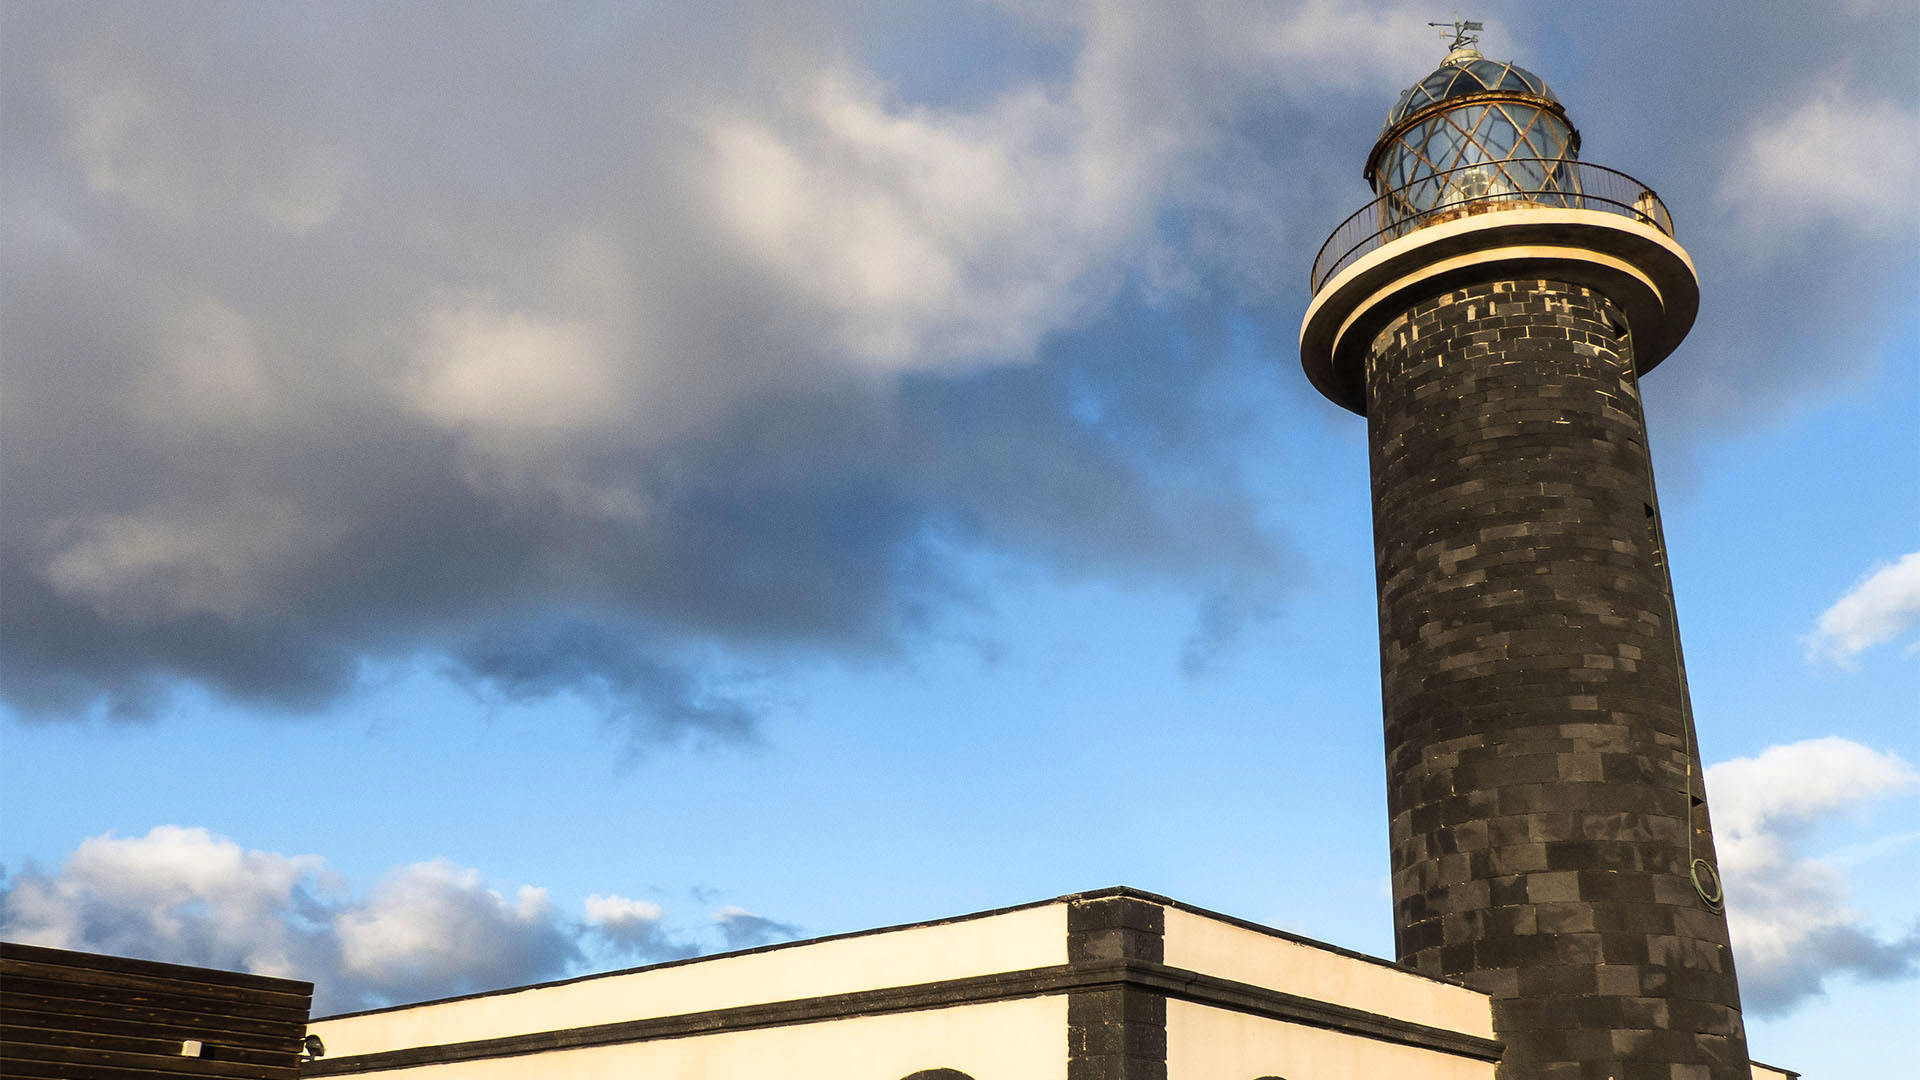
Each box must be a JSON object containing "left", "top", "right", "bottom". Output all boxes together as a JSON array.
[{"left": 1364, "top": 35, "right": 1581, "bottom": 232}]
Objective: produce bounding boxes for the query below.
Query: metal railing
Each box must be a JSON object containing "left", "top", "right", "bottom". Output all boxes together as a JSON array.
[{"left": 1309, "top": 159, "right": 1672, "bottom": 293}]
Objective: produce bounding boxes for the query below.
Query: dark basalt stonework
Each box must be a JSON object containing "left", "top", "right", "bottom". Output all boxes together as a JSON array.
[
  {"left": 1363, "top": 279, "right": 1749, "bottom": 1079},
  {"left": 1067, "top": 895, "right": 1168, "bottom": 1080}
]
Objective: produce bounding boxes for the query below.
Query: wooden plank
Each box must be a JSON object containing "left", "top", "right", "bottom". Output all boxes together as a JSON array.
[
  {"left": 0, "top": 1022, "right": 296, "bottom": 1068},
  {"left": 0, "top": 973, "right": 311, "bottom": 1025},
  {"left": 0, "top": 1005, "right": 302, "bottom": 1054},
  {"left": 0, "top": 956, "right": 312, "bottom": 1011},
  {"left": 1, "top": 986, "right": 305, "bottom": 1040},
  {"left": 0, "top": 972, "right": 311, "bottom": 1025},
  {"left": 0, "top": 1065, "right": 191, "bottom": 1080},
  {"left": 0, "top": 992, "right": 301, "bottom": 1050},
  {"left": 0, "top": 1041, "right": 299, "bottom": 1079},
  {"left": 0, "top": 943, "right": 312, "bottom": 1080},
  {"left": 0, "top": 991, "right": 305, "bottom": 1037},
  {"left": 0, "top": 943, "right": 310, "bottom": 996},
  {"left": 0, "top": 1060, "right": 298, "bottom": 1080}
]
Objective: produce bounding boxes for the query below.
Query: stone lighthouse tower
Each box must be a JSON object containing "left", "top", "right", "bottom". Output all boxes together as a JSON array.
[{"left": 1299, "top": 27, "right": 1750, "bottom": 1079}]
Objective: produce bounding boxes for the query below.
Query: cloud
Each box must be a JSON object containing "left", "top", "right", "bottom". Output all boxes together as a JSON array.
[
  {"left": 452, "top": 620, "right": 760, "bottom": 753},
  {"left": 407, "top": 299, "right": 623, "bottom": 456},
  {"left": 585, "top": 893, "right": 699, "bottom": 961},
  {"left": 0, "top": 826, "right": 766, "bottom": 1013},
  {"left": 331, "top": 861, "right": 584, "bottom": 1006},
  {"left": 706, "top": 71, "right": 1111, "bottom": 369},
  {"left": 3, "top": 0, "right": 1915, "bottom": 732},
  {"left": 702, "top": 0, "right": 1431, "bottom": 369},
  {"left": 7, "top": 0, "right": 1381, "bottom": 729},
  {"left": 713, "top": 906, "right": 804, "bottom": 951},
  {"left": 1805, "top": 552, "right": 1920, "bottom": 665},
  {"left": 40, "top": 503, "right": 328, "bottom": 624},
  {"left": 1718, "top": 77, "right": 1920, "bottom": 239},
  {"left": 1179, "top": 587, "right": 1280, "bottom": 677},
  {"left": 0, "top": 825, "right": 336, "bottom": 983},
  {"left": 139, "top": 294, "right": 281, "bottom": 429},
  {"left": 1707, "top": 738, "right": 1920, "bottom": 1015}
]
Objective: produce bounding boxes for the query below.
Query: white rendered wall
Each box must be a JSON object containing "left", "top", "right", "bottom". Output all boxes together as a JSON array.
[
  {"left": 1161, "top": 907, "right": 1492, "bottom": 1039},
  {"left": 319, "top": 997, "right": 1065, "bottom": 1080},
  {"left": 311, "top": 903, "right": 1067, "bottom": 1059},
  {"left": 1166, "top": 998, "right": 1495, "bottom": 1080}
]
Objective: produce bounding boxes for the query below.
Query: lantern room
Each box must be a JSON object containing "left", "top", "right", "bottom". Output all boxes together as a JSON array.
[{"left": 1364, "top": 45, "right": 1581, "bottom": 228}]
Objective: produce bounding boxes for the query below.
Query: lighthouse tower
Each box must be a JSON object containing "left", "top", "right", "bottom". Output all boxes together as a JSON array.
[{"left": 1300, "top": 28, "right": 1750, "bottom": 1079}]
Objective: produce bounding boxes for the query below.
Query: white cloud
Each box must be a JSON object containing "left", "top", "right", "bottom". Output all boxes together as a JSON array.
[
  {"left": 400, "top": 295, "right": 659, "bottom": 517},
  {"left": 1805, "top": 551, "right": 1920, "bottom": 665},
  {"left": 333, "top": 860, "right": 579, "bottom": 1004},
  {"left": 584, "top": 893, "right": 693, "bottom": 960},
  {"left": 1720, "top": 78, "right": 1920, "bottom": 238},
  {"left": 708, "top": 72, "right": 1118, "bottom": 370},
  {"left": 1711, "top": 736, "right": 1917, "bottom": 840},
  {"left": 41, "top": 502, "right": 328, "bottom": 623},
  {"left": 584, "top": 892, "right": 664, "bottom": 926},
  {"left": 407, "top": 299, "right": 622, "bottom": 447},
  {"left": 707, "top": 0, "right": 1431, "bottom": 372},
  {"left": 0, "top": 827, "right": 763, "bottom": 1013},
  {"left": 0, "top": 827, "right": 335, "bottom": 984},
  {"left": 1707, "top": 738, "right": 1920, "bottom": 1014}
]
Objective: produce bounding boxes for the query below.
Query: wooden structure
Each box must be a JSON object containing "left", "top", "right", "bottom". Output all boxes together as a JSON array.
[{"left": 0, "top": 941, "right": 313, "bottom": 1079}]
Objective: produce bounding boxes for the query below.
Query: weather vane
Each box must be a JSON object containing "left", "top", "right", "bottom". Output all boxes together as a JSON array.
[{"left": 1428, "top": 17, "right": 1483, "bottom": 52}]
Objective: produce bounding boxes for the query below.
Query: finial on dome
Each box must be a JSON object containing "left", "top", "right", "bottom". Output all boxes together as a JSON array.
[{"left": 1427, "top": 17, "right": 1484, "bottom": 55}]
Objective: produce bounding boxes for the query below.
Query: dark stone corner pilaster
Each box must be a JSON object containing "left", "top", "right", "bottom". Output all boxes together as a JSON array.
[
  {"left": 1067, "top": 893, "right": 1167, "bottom": 1080},
  {"left": 1068, "top": 892, "right": 1165, "bottom": 965}
]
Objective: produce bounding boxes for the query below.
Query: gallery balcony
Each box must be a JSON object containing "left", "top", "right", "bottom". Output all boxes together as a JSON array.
[{"left": 1310, "top": 158, "right": 1675, "bottom": 294}]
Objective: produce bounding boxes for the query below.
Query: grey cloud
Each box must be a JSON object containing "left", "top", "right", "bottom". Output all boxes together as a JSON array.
[
  {"left": 1743, "top": 923, "right": 1920, "bottom": 1017},
  {"left": 588, "top": 901, "right": 701, "bottom": 964},
  {"left": 1180, "top": 588, "right": 1282, "bottom": 678},
  {"left": 714, "top": 907, "right": 804, "bottom": 951},
  {"left": 4, "top": 0, "right": 1910, "bottom": 732},
  {"left": 1, "top": 1, "right": 1302, "bottom": 731},
  {"left": 1495, "top": 0, "right": 1919, "bottom": 425},
  {"left": 453, "top": 621, "right": 759, "bottom": 752}
]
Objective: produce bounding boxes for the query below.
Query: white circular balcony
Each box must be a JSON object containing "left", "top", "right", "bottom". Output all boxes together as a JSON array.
[{"left": 1299, "top": 161, "right": 1698, "bottom": 415}]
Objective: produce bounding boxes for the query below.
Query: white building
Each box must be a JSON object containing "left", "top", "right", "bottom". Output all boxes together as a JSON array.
[{"left": 300, "top": 887, "right": 1797, "bottom": 1079}]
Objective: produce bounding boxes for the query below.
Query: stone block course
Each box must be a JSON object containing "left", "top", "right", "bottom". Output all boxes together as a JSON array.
[{"left": 1363, "top": 279, "right": 1747, "bottom": 1079}]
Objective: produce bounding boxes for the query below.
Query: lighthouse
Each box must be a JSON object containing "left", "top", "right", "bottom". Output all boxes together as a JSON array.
[{"left": 1299, "top": 25, "right": 1751, "bottom": 1079}]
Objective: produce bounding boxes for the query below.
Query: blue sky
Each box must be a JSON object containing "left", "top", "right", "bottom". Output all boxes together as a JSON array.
[{"left": 2, "top": 1, "right": 1915, "bottom": 1073}]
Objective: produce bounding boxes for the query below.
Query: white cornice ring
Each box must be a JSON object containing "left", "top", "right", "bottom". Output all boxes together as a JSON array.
[{"left": 1299, "top": 209, "right": 1699, "bottom": 416}]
